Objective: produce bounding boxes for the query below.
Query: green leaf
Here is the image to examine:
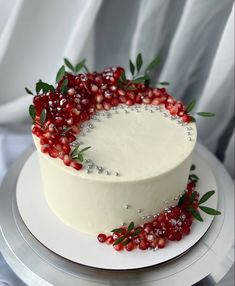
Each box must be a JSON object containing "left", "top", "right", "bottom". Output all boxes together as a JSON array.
[
  {"left": 117, "top": 79, "right": 124, "bottom": 89},
  {"left": 71, "top": 145, "right": 80, "bottom": 158},
  {"left": 199, "top": 190, "right": 215, "bottom": 205},
  {"left": 77, "top": 153, "right": 84, "bottom": 162},
  {"left": 36, "top": 80, "right": 55, "bottom": 94},
  {"left": 56, "top": 65, "right": 66, "bottom": 83},
  {"left": 199, "top": 206, "right": 221, "bottom": 216},
  {"left": 131, "top": 228, "right": 142, "bottom": 237},
  {"left": 136, "top": 53, "right": 143, "bottom": 73},
  {"left": 189, "top": 192, "right": 197, "bottom": 204},
  {"left": 145, "top": 55, "right": 161, "bottom": 72},
  {"left": 64, "top": 58, "right": 75, "bottom": 72},
  {"left": 122, "top": 238, "right": 131, "bottom": 246},
  {"left": 29, "top": 105, "right": 36, "bottom": 121},
  {"left": 186, "top": 99, "right": 196, "bottom": 113},
  {"left": 132, "top": 76, "right": 147, "bottom": 84},
  {"left": 158, "top": 81, "right": 170, "bottom": 86},
  {"left": 189, "top": 115, "right": 196, "bottom": 122},
  {"left": 120, "top": 71, "right": 127, "bottom": 83},
  {"left": 178, "top": 193, "right": 186, "bottom": 207},
  {"left": 61, "top": 127, "right": 72, "bottom": 135},
  {"left": 113, "top": 235, "right": 127, "bottom": 246},
  {"left": 189, "top": 174, "right": 199, "bottom": 182},
  {"left": 190, "top": 164, "right": 196, "bottom": 171},
  {"left": 129, "top": 59, "right": 135, "bottom": 76},
  {"left": 60, "top": 78, "right": 68, "bottom": 94},
  {"left": 79, "top": 146, "right": 91, "bottom": 154},
  {"left": 25, "top": 87, "right": 34, "bottom": 95},
  {"left": 197, "top": 112, "right": 215, "bottom": 117},
  {"left": 125, "top": 85, "right": 137, "bottom": 91},
  {"left": 127, "top": 221, "right": 134, "bottom": 232},
  {"left": 40, "top": 109, "right": 47, "bottom": 125},
  {"left": 75, "top": 59, "right": 86, "bottom": 73},
  {"left": 111, "top": 228, "right": 124, "bottom": 234},
  {"left": 83, "top": 65, "right": 90, "bottom": 73},
  {"left": 187, "top": 206, "right": 203, "bottom": 222}
]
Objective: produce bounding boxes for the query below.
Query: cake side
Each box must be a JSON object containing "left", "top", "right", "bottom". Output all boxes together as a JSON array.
[{"left": 33, "top": 104, "right": 196, "bottom": 235}]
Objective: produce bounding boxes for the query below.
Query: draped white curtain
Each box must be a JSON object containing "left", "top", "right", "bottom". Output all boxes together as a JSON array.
[{"left": 0, "top": 0, "right": 234, "bottom": 285}]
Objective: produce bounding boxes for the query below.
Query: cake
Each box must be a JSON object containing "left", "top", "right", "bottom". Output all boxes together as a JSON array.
[{"left": 27, "top": 55, "right": 218, "bottom": 251}]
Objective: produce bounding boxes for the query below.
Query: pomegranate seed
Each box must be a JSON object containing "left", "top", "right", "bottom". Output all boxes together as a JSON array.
[
  {"left": 91, "top": 84, "right": 98, "bottom": 93},
  {"left": 182, "top": 114, "right": 191, "bottom": 123},
  {"left": 139, "top": 240, "right": 149, "bottom": 250},
  {"left": 71, "top": 161, "right": 82, "bottom": 170},
  {"left": 96, "top": 94, "right": 103, "bottom": 103},
  {"left": 63, "top": 154, "right": 71, "bottom": 166},
  {"left": 125, "top": 241, "right": 135, "bottom": 251},
  {"left": 103, "top": 102, "right": 111, "bottom": 110},
  {"left": 106, "top": 236, "right": 114, "bottom": 244},
  {"left": 97, "top": 233, "right": 107, "bottom": 243},
  {"left": 96, "top": 103, "right": 103, "bottom": 110},
  {"left": 158, "top": 238, "right": 166, "bottom": 248},
  {"left": 175, "top": 232, "right": 182, "bottom": 241},
  {"left": 41, "top": 145, "right": 50, "bottom": 153},
  {"left": 113, "top": 244, "right": 123, "bottom": 251},
  {"left": 151, "top": 98, "right": 160, "bottom": 105},
  {"left": 68, "top": 88, "right": 75, "bottom": 96},
  {"left": 126, "top": 99, "right": 134, "bottom": 106},
  {"left": 49, "top": 148, "right": 59, "bottom": 158},
  {"left": 187, "top": 182, "right": 195, "bottom": 192},
  {"left": 143, "top": 98, "right": 151, "bottom": 104}
]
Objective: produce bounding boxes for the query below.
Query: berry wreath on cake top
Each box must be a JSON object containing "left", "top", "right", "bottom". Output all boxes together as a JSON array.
[{"left": 27, "top": 54, "right": 219, "bottom": 252}]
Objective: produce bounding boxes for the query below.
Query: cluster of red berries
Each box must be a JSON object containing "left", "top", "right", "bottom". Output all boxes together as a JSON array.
[
  {"left": 97, "top": 180, "right": 199, "bottom": 252},
  {"left": 31, "top": 67, "right": 191, "bottom": 170}
]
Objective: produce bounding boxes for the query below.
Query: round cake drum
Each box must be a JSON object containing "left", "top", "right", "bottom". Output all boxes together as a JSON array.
[{"left": 16, "top": 147, "right": 218, "bottom": 270}]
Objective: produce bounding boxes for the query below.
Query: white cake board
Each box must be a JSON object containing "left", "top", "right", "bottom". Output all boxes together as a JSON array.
[{"left": 16, "top": 150, "right": 218, "bottom": 270}]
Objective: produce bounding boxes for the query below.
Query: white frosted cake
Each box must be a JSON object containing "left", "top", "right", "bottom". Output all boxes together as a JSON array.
[
  {"left": 28, "top": 57, "right": 203, "bottom": 240},
  {"left": 33, "top": 102, "right": 196, "bottom": 234}
]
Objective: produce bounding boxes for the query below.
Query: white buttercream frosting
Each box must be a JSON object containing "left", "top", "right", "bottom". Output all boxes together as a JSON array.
[{"left": 33, "top": 104, "right": 197, "bottom": 235}]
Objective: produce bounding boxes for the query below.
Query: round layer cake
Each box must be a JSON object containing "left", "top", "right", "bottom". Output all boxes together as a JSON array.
[{"left": 33, "top": 103, "right": 196, "bottom": 235}]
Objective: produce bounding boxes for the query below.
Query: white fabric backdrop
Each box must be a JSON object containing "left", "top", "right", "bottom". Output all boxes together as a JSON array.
[{"left": 0, "top": 0, "right": 234, "bottom": 285}]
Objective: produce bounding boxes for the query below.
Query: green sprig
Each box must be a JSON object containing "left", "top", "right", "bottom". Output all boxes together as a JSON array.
[{"left": 71, "top": 145, "right": 91, "bottom": 163}]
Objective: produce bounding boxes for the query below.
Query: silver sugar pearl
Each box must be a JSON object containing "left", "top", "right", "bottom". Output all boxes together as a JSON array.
[
  {"left": 138, "top": 209, "right": 143, "bottom": 213},
  {"left": 121, "top": 222, "right": 126, "bottom": 226},
  {"left": 115, "top": 172, "right": 120, "bottom": 176},
  {"left": 124, "top": 204, "right": 130, "bottom": 209},
  {"left": 106, "top": 171, "right": 110, "bottom": 175}
]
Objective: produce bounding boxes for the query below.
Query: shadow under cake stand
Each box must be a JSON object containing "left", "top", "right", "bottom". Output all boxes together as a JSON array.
[{"left": 0, "top": 143, "right": 234, "bottom": 286}]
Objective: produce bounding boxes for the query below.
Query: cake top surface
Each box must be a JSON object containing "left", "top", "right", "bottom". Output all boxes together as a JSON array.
[
  {"left": 28, "top": 55, "right": 214, "bottom": 178},
  {"left": 34, "top": 103, "right": 196, "bottom": 181}
]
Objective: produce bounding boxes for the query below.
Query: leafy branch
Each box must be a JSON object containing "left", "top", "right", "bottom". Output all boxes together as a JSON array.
[
  {"left": 178, "top": 188, "right": 221, "bottom": 222},
  {"left": 112, "top": 222, "right": 141, "bottom": 246},
  {"left": 185, "top": 99, "right": 215, "bottom": 122},
  {"left": 118, "top": 53, "right": 162, "bottom": 90},
  {"left": 71, "top": 145, "right": 91, "bottom": 162}
]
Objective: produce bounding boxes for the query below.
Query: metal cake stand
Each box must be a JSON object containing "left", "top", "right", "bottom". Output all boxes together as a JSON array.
[{"left": 0, "top": 144, "right": 234, "bottom": 286}]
